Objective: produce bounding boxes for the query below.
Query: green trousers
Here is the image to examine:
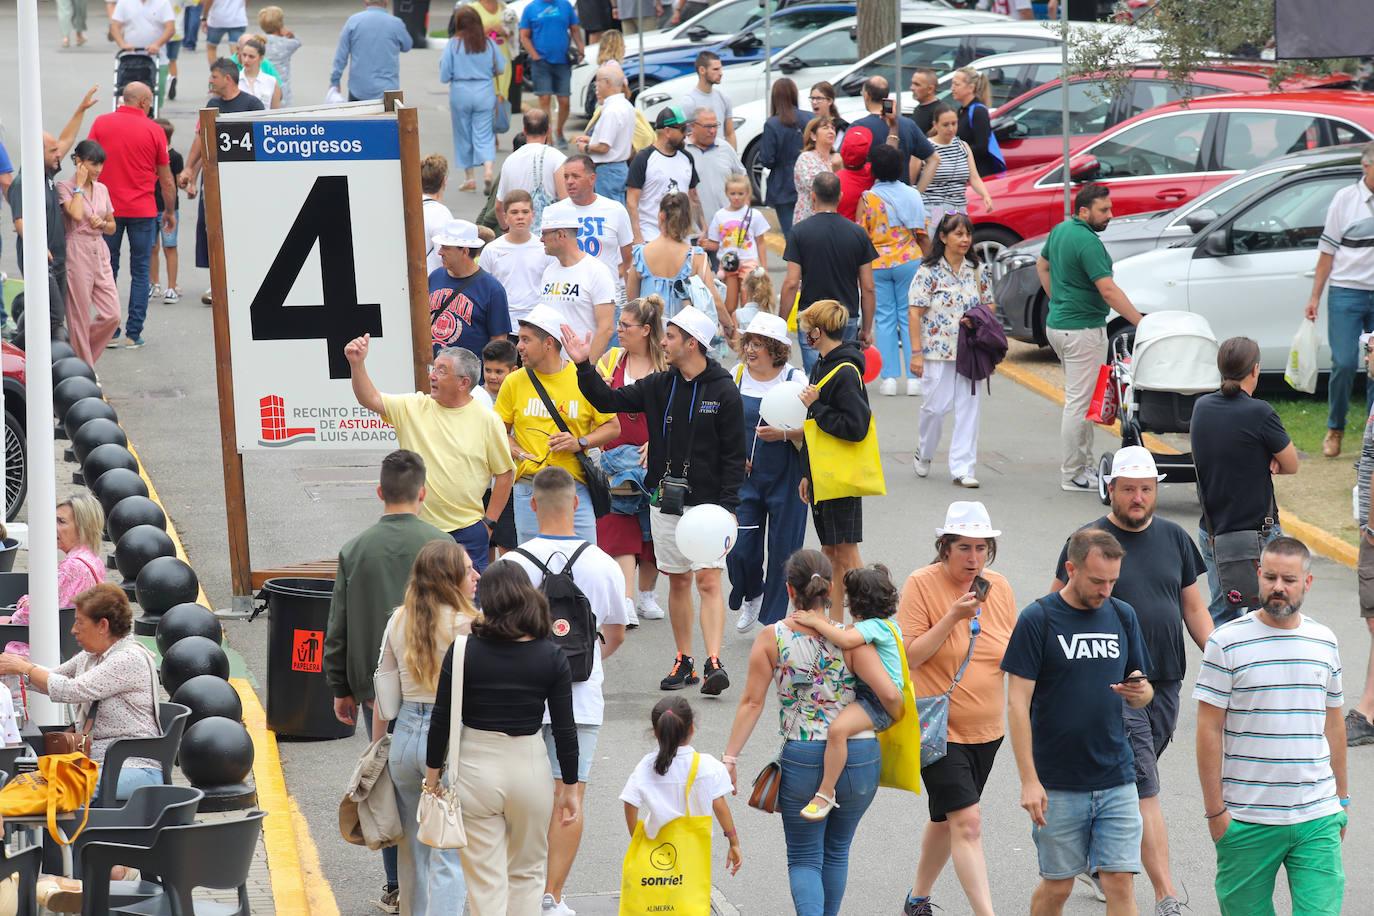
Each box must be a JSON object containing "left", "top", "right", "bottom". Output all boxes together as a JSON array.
[{"left": 1214, "top": 811, "right": 1347, "bottom": 916}]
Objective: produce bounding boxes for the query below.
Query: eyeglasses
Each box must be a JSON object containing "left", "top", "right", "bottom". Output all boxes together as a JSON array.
[
  {"left": 693, "top": 122, "right": 719, "bottom": 130},
  {"left": 741, "top": 338, "right": 766, "bottom": 348},
  {"left": 426, "top": 364, "right": 452, "bottom": 378},
  {"left": 616, "top": 321, "right": 644, "bottom": 331},
  {"left": 808, "top": 96, "right": 829, "bottom": 102}
]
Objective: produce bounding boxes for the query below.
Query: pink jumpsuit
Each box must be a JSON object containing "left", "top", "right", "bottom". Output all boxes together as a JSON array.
[{"left": 57, "top": 178, "right": 121, "bottom": 364}]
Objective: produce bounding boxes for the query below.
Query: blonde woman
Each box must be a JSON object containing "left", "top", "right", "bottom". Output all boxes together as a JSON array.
[
  {"left": 597, "top": 28, "right": 625, "bottom": 66},
  {"left": 950, "top": 67, "right": 1005, "bottom": 178},
  {"left": 3, "top": 493, "right": 107, "bottom": 656},
  {"left": 375, "top": 540, "right": 480, "bottom": 914}
]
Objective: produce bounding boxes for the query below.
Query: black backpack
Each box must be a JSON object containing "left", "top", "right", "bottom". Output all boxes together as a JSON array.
[{"left": 512, "top": 543, "right": 599, "bottom": 682}]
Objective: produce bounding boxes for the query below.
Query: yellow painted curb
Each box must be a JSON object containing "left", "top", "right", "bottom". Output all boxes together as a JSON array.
[
  {"left": 996, "top": 360, "right": 1357, "bottom": 569},
  {"left": 124, "top": 443, "right": 213, "bottom": 610}
]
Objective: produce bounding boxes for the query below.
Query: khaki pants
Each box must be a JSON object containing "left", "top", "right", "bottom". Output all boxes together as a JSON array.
[
  {"left": 457, "top": 728, "right": 555, "bottom": 916},
  {"left": 1046, "top": 325, "right": 1107, "bottom": 482}
]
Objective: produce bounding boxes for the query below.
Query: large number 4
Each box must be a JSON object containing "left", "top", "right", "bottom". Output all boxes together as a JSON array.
[{"left": 249, "top": 175, "right": 382, "bottom": 378}]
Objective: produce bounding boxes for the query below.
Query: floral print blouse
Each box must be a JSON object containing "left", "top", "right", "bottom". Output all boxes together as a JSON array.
[
  {"left": 791, "top": 150, "right": 833, "bottom": 226},
  {"left": 772, "top": 622, "right": 855, "bottom": 741},
  {"left": 910, "top": 256, "right": 994, "bottom": 361}
]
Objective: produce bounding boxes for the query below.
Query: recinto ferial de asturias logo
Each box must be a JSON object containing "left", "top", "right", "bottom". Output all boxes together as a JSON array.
[{"left": 258, "top": 395, "right": 316, "bottom": 446}]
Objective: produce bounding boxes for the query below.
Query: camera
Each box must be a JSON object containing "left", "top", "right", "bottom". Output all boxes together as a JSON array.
[
  {"left": 721, "top": 251, "right": 740, "bottom": 273},
  {"left": 653, "top": 475, "right": 690, "bottom": 516}
]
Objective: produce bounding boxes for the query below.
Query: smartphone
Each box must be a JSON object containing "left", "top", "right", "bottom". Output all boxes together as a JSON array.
[
  {"left": 882, "top": 98, "right": 894, "bottom": 116},
  {"left": 972, "top": 575, "right": 991, "bottom": 603},
  {"left": 1120, "top": 674, "right": 1148, "bottom": 683}
]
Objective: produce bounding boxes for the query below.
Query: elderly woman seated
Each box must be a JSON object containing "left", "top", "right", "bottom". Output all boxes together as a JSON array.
[
  {"left": 1, "top": 493, "right": 107, "bottom": 655},
  {"left": 0, "top": 582, "right": 162, "bottom": 803}
]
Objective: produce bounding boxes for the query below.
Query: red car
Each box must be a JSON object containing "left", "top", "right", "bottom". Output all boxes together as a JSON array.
[
  {"left": 991, "top": 64, "right": 1355, "bottom": 173},
  {"left": 970, "top": 90, "right": 1374, "bottom": 263}
]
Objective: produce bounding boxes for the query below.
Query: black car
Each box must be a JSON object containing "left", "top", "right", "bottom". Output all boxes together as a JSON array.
[{"left": 990, "top": 144, "right": 1367, "bottom": 345}]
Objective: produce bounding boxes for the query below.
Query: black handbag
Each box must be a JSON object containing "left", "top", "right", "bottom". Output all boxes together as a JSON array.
[{"left": 526, "top": 372, "right": 612, "bottom": 517}]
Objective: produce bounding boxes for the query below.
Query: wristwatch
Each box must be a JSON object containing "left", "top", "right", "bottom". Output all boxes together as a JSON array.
[
  {"left": 482, "top": 517, "right": 497, "bottom": 531},
  {"left": 577, "top": 436, "right": 590, "bottom": 450}
]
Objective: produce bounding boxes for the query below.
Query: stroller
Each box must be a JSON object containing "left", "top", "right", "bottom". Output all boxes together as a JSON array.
[
  {"left": 1096, "top": 311, "right": 1221, "bottom": 504},
  {"left": 114, "top": 50, "right": 160, "bottom": 117}
]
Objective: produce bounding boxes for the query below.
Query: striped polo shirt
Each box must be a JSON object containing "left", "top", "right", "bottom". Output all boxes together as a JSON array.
[
  {"left": 1194, "top": 612, "right": 1343, "bottom": 826},
  {"left": 1317, "top": 178, "right": 1374, "bottom": 290}
]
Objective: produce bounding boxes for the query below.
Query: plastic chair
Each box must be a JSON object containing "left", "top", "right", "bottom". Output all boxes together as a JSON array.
[
  {"left": 68, "top": 785, "right": 203, "bottom": 909},
  {"left": 0, "top": 573, "right": 27, "bottom": 607},
  {"left": 96, "top": 704, "right": 191, "bottom": 808},
  {"left": 81, "top": 810, "right": 267, "bottom": 916},
  {"left": 0, "top": 839, "right": 41, "bottom": 916}
]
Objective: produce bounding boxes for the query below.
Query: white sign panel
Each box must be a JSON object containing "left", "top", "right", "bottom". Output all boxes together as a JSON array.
[{"left": 217, "top": 118, "right": 414, "bottom": 451}]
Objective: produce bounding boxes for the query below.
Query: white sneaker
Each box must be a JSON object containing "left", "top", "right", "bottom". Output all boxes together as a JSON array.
[
  {"left": 906, "top": 377, "right": 923, "bottom": 396},
  {"left": 541, "top": 895, "right": 575, "bottom": 916},
  {"left": 736, "top": 595, "right": 763, "bottom": 632},
  {"left": 953, "top": 475, "right": 980, "bottom": 488},
  {"left": 636, "top": 591, "right": 666, "bottom": 620},
  {"left": 913, "top": 455, "right": 931, "bottom": 478},
  {"left": 163, "top": 288, "right": 180, "bottom": 303},
  {"left": 624, "top": 596, "right": 639, "bottom": 629},
  {"left": 879, "top": 378, "right": 897, "bottom": 396},
  {"left": 148, "top": 283, "right": 163, "bottom": 302}
]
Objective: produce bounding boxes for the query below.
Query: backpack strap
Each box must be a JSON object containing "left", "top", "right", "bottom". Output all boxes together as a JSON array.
[
  {"left": 565, "top": 541, "right": 594, "bottom": 574},
  {"left": 510, "top": 546, "right": 553, "bottom": 578}
]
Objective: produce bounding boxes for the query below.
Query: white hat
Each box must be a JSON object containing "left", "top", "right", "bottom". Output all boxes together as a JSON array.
[
  {"left": 538, "top": 203, "right": 581, "bottom": 232},
  {"left": 936, "top": 501, "right": 1001, "bottom": 538},
  {"left": 518, "top": 303, "right": 567, "bottom": 341},
  {"left": 1103, "top": 445, "right": 1166, "bottom": 483},
  {"left": 742, "top": 312, "right": 790, "bottom": 345},
  {"left": 432, "top": 219, "right": 485, "bottom": 249},
  {"left": 668, "top": 305, "right": 717, "bottom": 350}
]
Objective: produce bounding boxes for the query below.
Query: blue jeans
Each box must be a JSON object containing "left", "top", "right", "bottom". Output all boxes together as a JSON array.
[
  {"left": 798, "top": 317, "right": 859, "bottom": 374},
  {"left": 106, "top": 216, "right": 157, "bottom": 339},
  {"left": 778, "top": 737, "right": 880, "bottom": 916},
  {"left": 92, "top": 764, "right": 162, "bottom": 805},
  {"left": 181, "top": 3, "right": 200, "bottom": 49},
  {"left": 595, "top": 160, "right": 628, "bottom": 205},
  {"left": 512, "top": 477, "right": 597, "bottom": 546},
  {"left": 362, "top": 704, "right": 400, "bottom": 886},
  {"left": 1197, "top": 524, "right": 1284, "bottom": 624},
  {"left": 775, "top": 202, "right": 796, "bottom": 244},
  {"left": 874, "top": 260, "right": 918, "bottom": 379},
  {"left": 390, "top": 702, "right": 465, "bottom": 913},
  {"left": 1325, "top": 286, "right": 1374, "bottom": 430},
  {"left": 449, "top": 519, "right": 493, "bottom": 574}
]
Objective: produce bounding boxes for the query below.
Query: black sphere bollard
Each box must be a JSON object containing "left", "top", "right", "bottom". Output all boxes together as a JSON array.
[
  {"left": 63, "top": 398, "right": 118, "bottom": 441},
  {"left": 135, "top": 556, "right": 199, "bottom": 634},
  {"left": 53, "top": 377, "right": 104, "bottom": 423},
  {"left": 92, "top": 467, "right": 149, "bottom": 515},
  {"left": 155, "top": 603, "right": 222, "bottom": 655},
  {"left": 170, "top": 674, "right": 244, "bottom": 727},
  {"left": 49, "top": 341, "right": 78, "bottom": 364},
  {"left": 105, "top": 494, "right": 166, "bottom": 543},
  {"left": 114, "top": 525, "right": 176, "bottom": 581},
  {"left": 160, "top": 635, "right": 230, "bottom": 695},
  {"left": 177, "top": 716, "right": 257, "bottom": 811},
  {"left": 71, "top": 418, "right": 127, "bottom": 465},
  {"left": 51, "top": 357, "right": 97, "bottom": 388}
]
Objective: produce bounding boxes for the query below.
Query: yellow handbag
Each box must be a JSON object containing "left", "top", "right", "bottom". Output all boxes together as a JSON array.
[
  {"left": 877, "top": 620, "right": 923, "bottom": 794},
  {"left": 0, "top": 752, "right": 99, "bottom": 844},
  {"left": 619, "top": 753, "right": 713, "bottom": 916},
  {"left": 803, "top": 362, "right": 887, "bottom": 502}
]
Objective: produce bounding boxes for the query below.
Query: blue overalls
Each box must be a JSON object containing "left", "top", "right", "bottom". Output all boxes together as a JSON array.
[{"left": 727, "top": 366, "right": 808, "bottom": 625}]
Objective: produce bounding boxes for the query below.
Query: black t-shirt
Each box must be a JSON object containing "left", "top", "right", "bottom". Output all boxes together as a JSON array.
[
  {"left": 209, "top": 91, "right": 267, "bottom": 114},
  {"left": 850, "top": 112, "right": 935, "bottom": 185},
  {"left": 1191, "top": 390, "right": 1291, "bottom": 535},
  {"left": 7, "top": 168, "right": 65, "bottom": 269},
  {"left": 910, "top": 100, "right": 941, "bottom": 136},
  {"left": 783, "top": 211, "right": 879, "bottom": 318},
  {"left": 1054, "top": 516, "right": 1206, "bottom": 682},
  {"left": 154, "top": 148, "right": 184, "bottom": 215}
]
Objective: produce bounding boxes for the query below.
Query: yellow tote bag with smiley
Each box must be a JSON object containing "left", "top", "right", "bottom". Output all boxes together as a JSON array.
[{"left": 620, "top": 754, "right": 712, "bottom": 915}]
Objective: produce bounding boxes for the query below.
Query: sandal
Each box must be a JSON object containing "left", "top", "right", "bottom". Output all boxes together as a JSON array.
[
  {"left": 37, "top": 875, "right": 83, "bottom": 913},
  {"left": 800, "top": 792, "right": 839, "bottom": 821},
  {"left": 457, "top": 179, "right": 477, "bottom": 192}
]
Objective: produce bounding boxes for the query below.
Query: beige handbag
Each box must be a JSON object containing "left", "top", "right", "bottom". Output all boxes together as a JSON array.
[
  {"left": 416, "top": 635, "right": 468, "bottom": 849},
  {"left": 372, "top": 612, "right": 402, "bottom": 721}
]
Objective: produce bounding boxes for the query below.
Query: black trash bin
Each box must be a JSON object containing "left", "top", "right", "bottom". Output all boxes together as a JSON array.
[
  {"left": 393, "top": 0, "right": 432, "bottom": 49},
  {"left": 262, "top": 577, "right": 353, "bottom": 739}
]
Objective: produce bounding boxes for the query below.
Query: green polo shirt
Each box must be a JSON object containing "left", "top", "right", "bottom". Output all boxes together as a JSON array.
[{"left": 1043, "top": 216, "right": 1115, "bottom": 331}]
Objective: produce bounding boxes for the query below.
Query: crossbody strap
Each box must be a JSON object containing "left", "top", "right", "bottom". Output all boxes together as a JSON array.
[
  {"left": 445, "top": 635, "right": 469, "bottom": 784},
  {"left": 437, "top": 270, "right": 484, "bottom": 319},
  {"left": 948, "top": 628, "right": 977, "bottom": 691},
  {"left": 527, "top": 370, "right": 573, "bottom": 436},
  {"left": 683, "top": 752, "right": 699, "bottom": 810}
]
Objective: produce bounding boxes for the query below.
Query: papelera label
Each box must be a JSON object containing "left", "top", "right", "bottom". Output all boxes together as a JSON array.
[{"left": 292, "top": 629, "right": 324, "bottom": 673}]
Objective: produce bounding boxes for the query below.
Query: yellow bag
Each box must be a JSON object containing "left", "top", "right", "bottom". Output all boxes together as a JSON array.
[
  {"left": 0, "top": 752, "right": 98, "bottom": 844},
  {"left": 619, "top": 753, "right": 712, "bottom": 916},
  {"left": 585, "top": 108, "right": 656, "bottom": 153},
  {"left": 877, "top": 620, "right": 923, "bottom": 794},
  {"left": 803, "top": 362, "right": 887, "bottom": 502}
]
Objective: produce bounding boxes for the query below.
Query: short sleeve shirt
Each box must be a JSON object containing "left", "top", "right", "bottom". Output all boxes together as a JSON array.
[
  {"left": 86, "top": 107, "right": 171, "bottom": 218},
  {"left": 620, "top": 747, "right": 733, "bottom": 839},
  {"left": 112, "top": 0, "right": 175, "bottom": 61},
  {"left": 850, "top": 113, "right": 934, "bottom": 185},
  {"left": 783, "top": 211, "right": 879, "bottom": 318},
  {"left": 479, "top": 235, "right": 554, "bottom": 323},
  {"left": 679, "top": 86, "right": 733, "bottom": 132},
  {"left": 911, "top": 257, "right": 993, "bottom": 360},
  {"left": 427, "top": 268, "right": 512, "bottom": 354},
  {"left": 1043, "top": 217, "right": 1114, "bottom": 330},
  {"left": 1000, "top": 592, "right": 1150, "bottom": 791},
  {"left": 570, "top": 196, "right": 634, "bottom": 280},
  {"left": 0, "top": 140, "right": 13, "bottom": 180},
  {"left": 495, "top": 361, "right": 616, "bottom": 482},
  {"left": 1190, "top": 390, "right": 1291, "bottom": 534},
  {"left": 852, "top": 618, "right": 904, "bottom": 689},
  {"left": 538, "top": 253, "right": 616, "bottom": 341},
  {"left": 1316, "top": 178, "right": 1374, "bottom": 290},
  {"left": 520, "top": 0, "right": 578, "bottom": 63},
  {"left": 707, "top": 206, "right": 769, "bottom": 264},
  {"left": 626, "top": 146, "right": 699, "bottom": 241}
]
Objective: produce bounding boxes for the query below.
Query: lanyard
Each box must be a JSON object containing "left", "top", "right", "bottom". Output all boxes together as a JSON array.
[{"left": 661, "top": 374, "right": 700, "bottom": 479}]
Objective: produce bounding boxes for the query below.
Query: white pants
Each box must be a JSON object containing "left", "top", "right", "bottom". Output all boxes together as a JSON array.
[
  {"left": 1046, "top": 325, "right": 1107, "bottom": 481},
  {"left": 918, "top": 359, "right": 981, "bottom": 479}
]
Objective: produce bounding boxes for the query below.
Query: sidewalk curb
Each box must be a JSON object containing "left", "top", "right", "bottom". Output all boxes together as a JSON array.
[{"left": 996, "top": 360, "right": 1357, "bottom": 570}]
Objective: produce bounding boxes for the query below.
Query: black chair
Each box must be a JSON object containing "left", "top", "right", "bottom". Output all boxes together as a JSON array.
[
  {"left": 0, "top": 839, "right": 41, "bottom": 916},
  {"left": 81, "top": 810, "right": 267, "bottom": 916},
  {"left": 0, "top": 574, "right": 26, "bottom": 607},
  {"left": 96, "top": 704, "right": 191, "bottom": 808},
  {"left": 69, "top": 785, "right": 203, "bottom": 908}
]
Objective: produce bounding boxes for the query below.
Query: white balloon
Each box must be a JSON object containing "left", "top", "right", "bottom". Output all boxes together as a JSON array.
[
  {"left": 759, "top": 380, "right": 807, "bottom": 431},
  {"left": 675, "top": 504, "right": 738, "bottom": 565}
]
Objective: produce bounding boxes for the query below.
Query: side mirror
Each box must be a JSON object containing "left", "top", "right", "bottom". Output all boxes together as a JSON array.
[
  {"left": 686, "top": 26, "right": 710, "bottom": 40},
  {"left": 1183, "top": 208, "right": 1217, "bottom": 235},
  {"left": 991, "top": 115, "right": 1018, "bottom": 142},
  {"left": 1068, "top": 155, "right": 1100, "bottom": 180},
  {"left": 778, "top": 56, "right": 805, "bottom": 74},
  {"left": 1201, "top": 230, "right": 1229, "bottom": 257},
  {"left": 731, "top": 32, "right": 763, "bottom": 52}
]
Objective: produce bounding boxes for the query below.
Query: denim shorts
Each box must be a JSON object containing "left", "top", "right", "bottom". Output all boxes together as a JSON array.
[
  {"left": 531, "top": 58, "right": 572, "bottom": 97},
  {"left": 853, "top": 681, "right": 893, "bottom": 732},
  {"left": 205, "top": 25, "right": 245, "bottom": 45},
  {"left": 158, "top": 217, "right": 178, "bottom": 249},
  {"left": 164, "top": 39, "right": 180, "bottom": 60},
  {"left": 541, "top": 722, "right": 599, "bottom": 783},
  {"left": 1032, "top": 782, "right": 1142, "bottom": 879}
]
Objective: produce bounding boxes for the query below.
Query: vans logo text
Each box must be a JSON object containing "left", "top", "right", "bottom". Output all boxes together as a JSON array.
[{"left": 1057, "top": 633, "right": 1120, "bottom": 660}]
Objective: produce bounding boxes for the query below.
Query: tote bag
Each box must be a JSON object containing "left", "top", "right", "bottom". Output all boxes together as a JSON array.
[
  {"left": 619, "top": 753, "right": 712, "bottom": 915},
  {"left": 0, "top": 752, "right": 99, "bottom": 844},
  {"left": 876, "top": 620, "right": 922, "bottom": 794},
  {"left": 803, "top": 362, "right": 886, "bottom": 502}
]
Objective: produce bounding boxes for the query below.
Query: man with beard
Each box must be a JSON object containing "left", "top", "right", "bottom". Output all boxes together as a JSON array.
[
  {"left": 626, "top": 106, "right": 701, "bottom": 244},
  {"left": 1003, "top": 528, "right": 1152, "bottom": 916},
  {"left": 1036, "top": 185, "right": 1144, "bottom": 492},
  {"left": 1195, "top": 536, "right": 1348, "bottom": 916},
  {"left": 1051, "top": 447, "right": 1211, "bottom": 916}
]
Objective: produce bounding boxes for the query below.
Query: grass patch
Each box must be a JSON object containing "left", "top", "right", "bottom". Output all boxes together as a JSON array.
[{"left": 1270, "top": 393, "right": 1365, "bottom": 455}]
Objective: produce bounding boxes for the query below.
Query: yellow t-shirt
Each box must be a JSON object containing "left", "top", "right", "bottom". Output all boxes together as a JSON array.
[
  {"left": 495, "top": 362, "right": 615, "bottom": 483},
  {"left": 379, "top": 393, "right": 516, "bottom": 532}
]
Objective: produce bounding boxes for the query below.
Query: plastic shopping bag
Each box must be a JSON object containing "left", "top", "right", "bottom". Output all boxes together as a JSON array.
[
  {"left": 1086, "top": 364, "right": 1118, "bottom": 424},
  {"left": 1286, "top": 318, "right": 1319, "bottom": 393}
]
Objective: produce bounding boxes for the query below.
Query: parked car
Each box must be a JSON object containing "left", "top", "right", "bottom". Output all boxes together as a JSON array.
[
  {"left": 1, "top": 341, "right": 26, "bottom": 522},
  {"left": 968, "top": 90, "right": 1374, "bottom": 265},
  {"left": 992, "top": 144, "right": 1365, "bottom": 344}
]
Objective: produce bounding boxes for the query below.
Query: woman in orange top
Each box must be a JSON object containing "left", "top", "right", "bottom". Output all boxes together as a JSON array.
[{"left": 895, "top": 500, "right": 1015, "bottom": 916}]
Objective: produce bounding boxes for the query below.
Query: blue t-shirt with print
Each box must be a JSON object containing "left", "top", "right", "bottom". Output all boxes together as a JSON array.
[
  {"left": 1000, "top": 592, "right": 1150, "bottom": 791},
  {"left": 853, "top": 618, "right": 904, "bottom": 689},
  {"left": 520, "top": 0, "right": 578, "bottom": 64},
  {"left": 427, "top": 268, "right": 512, "bottom": 356}
]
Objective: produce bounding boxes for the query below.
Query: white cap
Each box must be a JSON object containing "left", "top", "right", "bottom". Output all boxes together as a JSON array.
[
  {"left": 668, "top": 305, "right": 717, "bottom": 350},
  {"left": 742, "top": 312, "right": 790, "bottom": 345},
  {"left": 935, "top": 501, "right": 1001, "bottom": 538},
  {"left": 538, "top": 203, "right": 581, "bottom": 232},
  {"left": 432, "top": 219, "right": 485, "bottom": 249},
  {"left": 1103, "top": 445, "right": 1166, "bottom": 483},
  {"left": 518, "top": 303, "right": 567, "bottom": 341}
]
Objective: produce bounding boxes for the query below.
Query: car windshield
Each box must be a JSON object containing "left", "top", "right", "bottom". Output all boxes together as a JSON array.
[
  {"left": 1168, "top": 167, "right": 1300, "bottom": 229},
  {"left": 680, "top": 0, "right": 784, "bottom": 37},
  {"left": 741, "top": 11, "right": 853, "bottom": 53},
  {"left": 1228, "top": 175, "right": 1352, "bottom": 254}
]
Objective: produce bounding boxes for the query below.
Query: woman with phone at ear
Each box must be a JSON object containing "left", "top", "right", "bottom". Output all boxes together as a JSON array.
[{"left": 893, "top": 501, "right": 1017, "bottom": 916}]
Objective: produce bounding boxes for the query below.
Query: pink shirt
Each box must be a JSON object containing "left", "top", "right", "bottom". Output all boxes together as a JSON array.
[{"left": 57, "top": 180, "right": 115, "bottom": 243}]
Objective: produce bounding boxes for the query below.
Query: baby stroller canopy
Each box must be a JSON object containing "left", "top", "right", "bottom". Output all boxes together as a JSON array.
[{"left": 1130, "top": 311, "right": 1221, "bottom": 394}]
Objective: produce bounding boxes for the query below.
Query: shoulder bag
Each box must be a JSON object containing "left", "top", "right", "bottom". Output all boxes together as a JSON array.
[
  {"left": 1200, "top": 495, "right": 1275, "bottom": 622},
  {"left": 619, "top": 753, "right": 712, "bottom": 915},
  {"left": 748, "top": 631, "right": 824, "bottom": 814},
  {"left": 802, "top": 362, "right": 887, "bottom": 502},
  {"left": 372, "top": 612, "right": 402, "bottom": 721},
  {"left": 43, "top": 703, "right": 97, "bottom": 758},
  {"left": 913, "top": 622, "right": 978, "bottom": 768},
  {"left": 417, "top": 635, "right": 469, "bottom": 849},
  {"left": 0, "top": 752, "right": 99, "bottom": 844},
  {"left": 876, "top": 619, "right": 922, "bottom": 793},
  {"left": 527, "top": 371, "right": 612, "bottom": 517}
]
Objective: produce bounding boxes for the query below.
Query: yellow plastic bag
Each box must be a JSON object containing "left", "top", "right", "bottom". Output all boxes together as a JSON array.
[
  {"left": 619, "top": 754, "right": 712, "bottom": 915},
  {"left": 803, "top": 363, "right": 887, "bottom": 502},
  {"left": 877, "top": 620, "right": 922, "bottom": 794},
  {"left": 0, "top": 752, "right": 98, "bottom": 844}
]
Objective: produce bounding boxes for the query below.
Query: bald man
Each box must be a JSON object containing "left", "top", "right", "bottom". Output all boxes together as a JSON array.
[{"left": 87, "top": 82, "right": 176, "bottom": 349}]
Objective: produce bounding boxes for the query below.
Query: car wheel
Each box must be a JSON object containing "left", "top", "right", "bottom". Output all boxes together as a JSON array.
[
  {"left": 1032, "top": 292, "right": 1049, "bottom": 347},
  {"left": 4, "top": 411, "right": 25, "bottom": 523},
  {"left": 742, "top": 139, "right": 764, "bottom": 204},
  {"left": 1097, "top": 452, "right": 1112, "bottom": 505},
  {"left": 972, "top": 226, "right": 1020, "bottom": 270},
  {"left": 626, "top": 77, "right": 658, "bottom": 106},
  {"left": 1108, "top": 322, "right": 1136, "bottom": 363}
]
